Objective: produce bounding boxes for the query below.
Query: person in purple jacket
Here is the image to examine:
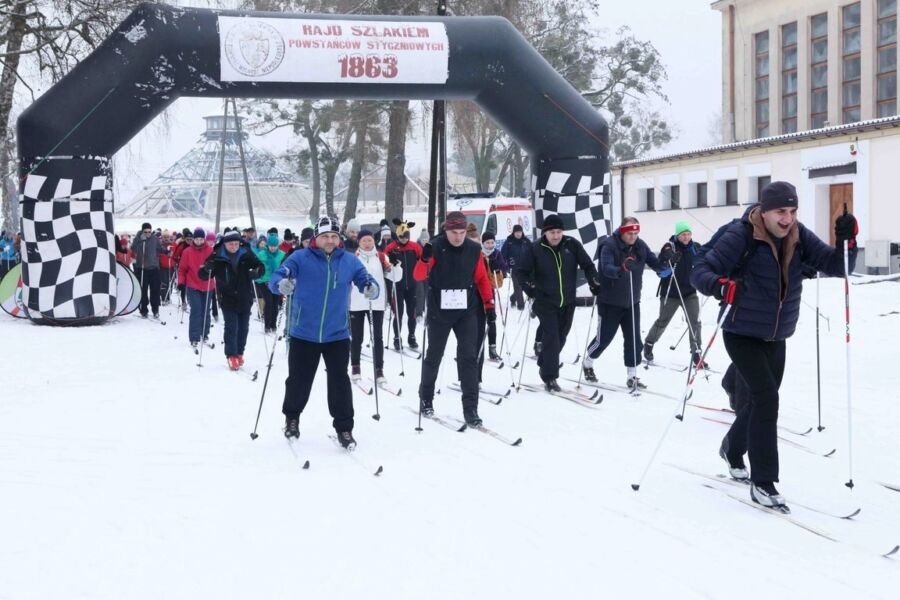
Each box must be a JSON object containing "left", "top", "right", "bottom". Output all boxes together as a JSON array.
[{"left": 692, "top": 181, "right": 858, "bottom": 511}]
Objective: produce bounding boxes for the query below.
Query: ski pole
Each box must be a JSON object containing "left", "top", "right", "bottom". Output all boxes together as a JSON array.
[
  {"left": 669, "top": 295, "right": 711, "bottom": 350},
  {"left": 628, "top": 270, "right": 639, "bottom": 376},
  {"left": 250, "top": 303, "right": 286, "bottom": 440},
  {"left": 251, "top": 281, "right": 270, "bottom": 357},
  {"left": 815, "top": 273, "right": 824, "bottom": 432},
  {"left": 389, "top": 277, "right": 406, "bottom": 377},
  {"left": 493, "top": 286, "right": 517, "bottom": 387},
  {"left": 366, "top": 303, "right": 381, "bottom": 421},
  {"left": 197, "top": 273, "right": 213, "bottom": 368},
  {"left": 515, "top": 299, "right": 534, "bottom": 391},
  {"left": 575, "top": 299, "right": 597, "bottom": 390},
  {"left": 842, "top": 230, "right": 854, "bottom": 489},
  {"left": 677, "top": 303, "right": 733, "bottom": 420},
  {"left": 668, "top": 260, "right": 703, "bottom": 376}
]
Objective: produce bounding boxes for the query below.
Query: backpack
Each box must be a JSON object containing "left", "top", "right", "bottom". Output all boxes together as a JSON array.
[{"left": 700, "top": 218, "right": 756, "bottom": 278}]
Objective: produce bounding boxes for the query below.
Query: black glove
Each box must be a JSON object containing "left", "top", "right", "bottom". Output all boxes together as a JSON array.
[
  {"left": 834, "top": 210, "right": 858, "bottom": 250},
  {"left": 522, "top": 281, "right": 536, "bottom": 299},
  {"left": 588, "top": 277, "right": 602, "bottom": 296},
  {"left": 177, "top": 283, "right": 185, "bottom": 292},
  {"left": 507, "top": 257, "right": 516, "bottom": 267},
  {"left": 713, "top": 277, "right": 744, "bottom": 305},
  {"left": 621, "top": 255, "right": 636, "bottom": 272},
  {"left": 658, "top": 243, "right": 674, "bottom": 264},
  {"left": 486, "top": 308, "right": 496, "bottom": 323},
  {"left": 200, "top": 260, "right": 213, "bottom": 278},
  {"left": 389, "top": 250, "right": 401, "bottom": 266},
  {"left": 420, "top": 243, "right": 433, "bottom": 263}
]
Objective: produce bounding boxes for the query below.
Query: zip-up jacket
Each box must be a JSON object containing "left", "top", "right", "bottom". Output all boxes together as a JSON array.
[
  {"left": 597, "top": 231, "right": 665, "bottom": 308},
  {"left": 131, "top": 234, "right": 167, "bottom": 270},
  {"left": 501, "top": 234, "right": 530, "bottom": 268},
  {"left": 413, "top": 236, "right": 494, "bottom": 320},
  {"left": 514, "top": 234, "right": 599, "bottom": 309},
  {"left": 159, "top": 242, "right": 176, "bottom": 269},
  {"left": 384, "top": 239, "right": 422, "bottom": 291},
  {"left": 692, "top": 206, "right": 856, "bottom": 341},
  {"left": 655, "top": 237, "right": 702, "bottom": 300},
  {"left": 201, "top": 242, "right": 264, "bottom": 311},
  {"left": 177, "top": 243, "right": 215, "bottom": 292},
  {"left": 254, "top": 246, "right": 286, "bottom": 284},
  {"left": 270, "top": 245, "right": 377, "bottom": 343},
  {"left": 350, "top": 248, "right": 402, "bottom": 312}
]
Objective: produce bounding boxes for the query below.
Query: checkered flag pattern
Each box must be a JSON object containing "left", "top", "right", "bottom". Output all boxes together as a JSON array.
[
  {"left": 533, "top": 165, "right": 611, "bottom": 263},
  {"left": 19, "top": 157, "right": 117, "bottom": 324}
]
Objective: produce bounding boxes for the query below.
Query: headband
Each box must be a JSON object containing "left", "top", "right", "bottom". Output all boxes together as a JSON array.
[{"left": 620, "top": 224, "right": 640, "bottom": 234}]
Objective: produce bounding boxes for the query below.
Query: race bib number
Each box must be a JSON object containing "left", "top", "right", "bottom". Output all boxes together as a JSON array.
[{"left": 441, "top": 289, "right": 467, "bottom": 310}]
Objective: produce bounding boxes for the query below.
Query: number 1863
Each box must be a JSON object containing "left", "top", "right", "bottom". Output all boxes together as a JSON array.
[{"left": 338, "top": 54, "right": 399, "bottom": 79}]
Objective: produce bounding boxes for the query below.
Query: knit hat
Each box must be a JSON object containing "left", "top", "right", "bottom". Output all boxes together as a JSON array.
[
  {"left": 418, "top": 229, "right": 430, "bottom": 244},
  {"left": 482, "top": 231, "right": 496, "bottom": 242},
  {"left": 542, "top": 214, "right": 564, "bottom": 231},
  {"left": 267, "top": 227, "right": 278, "bottom": 235},
  {"left": 284, "top": 228, "right": 293, "bottom": 241},
  {"left": 675, "top": 220, "right": 691, "bottom": 236},
  {"left": 315, "top": 216, "right": 341, "bottom": 238},
  {"left": 183, "top": 228, "right": 192, "bottom": 238},
  {"left": 222, "top": 230, "right": 241, "bottom": 243},
  {"left": 267, "top": 233, "right": 279, "bottom": 246},
  {"left": 358, "top": 229, "right": 374, "bottom": 242},
  {"left": 300, "top": 227, "right": 314, "bottom": 242},
  {"left": 193, "top": 227, "right": 206, "bottom": 239},
  {"left": 380, "top": 225, "right": 392, "bottom": 239},
  {"left": 443, "top": 211, "right": 467, "bottom": 231},
  {"left": 512, "top": 224, "right": 524, "bottom": 234},
  {"left": 346, "top": 218, "right": 360, "bottom": 232},
  {"left": 141, "top": 222, "right": 151, "bottom": 231},
  {"left": 760, "top": 181, "right": 798, "bottom": 212}
]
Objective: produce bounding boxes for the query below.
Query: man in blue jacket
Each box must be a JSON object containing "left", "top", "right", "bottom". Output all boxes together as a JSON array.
[
  {"left": 270, "top": 216, "right": 379, "bottom": 449},
  {"left": 692, "top": 181, "right": 857, "bottom": 511}
]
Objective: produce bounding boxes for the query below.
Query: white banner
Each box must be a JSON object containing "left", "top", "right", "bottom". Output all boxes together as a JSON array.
[{"left": 218, "top": 17, "right": 449, "bottom": 84}]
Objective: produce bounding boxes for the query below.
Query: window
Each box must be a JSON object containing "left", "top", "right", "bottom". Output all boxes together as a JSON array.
[
  {"left": 782, "top": 22, "right": 798, "bottom": 133},
  {"left": 843, "top": 3, "right": 862, "bottom": 123},
  {"left": 811, "top": 13, "right": 828, "bottom": 128},
  {"left": 757, "top": 175, "right": 771, "bottom": 200},
  {"left": 668, "top": 185, "right": 680, "bottom": 209},
  {"left": 485, "top": 214, "right": 497, "bottom": 236},
  {"left": 755, "top": 31, "right": 771, "bottom": 137},
  {"left": 639, "top": 188, "right": 655, "bottom": 211},
  {"left": 697, "top": 182, "right": 708, "bottom": 208},
  {"left": 725, "top": 179, "right": 738, "bottom": 206},
  {"left": 877, "top": 0, "right": 897, "bottom": 117}
]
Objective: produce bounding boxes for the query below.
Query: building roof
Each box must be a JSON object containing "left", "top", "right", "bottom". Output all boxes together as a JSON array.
[{"left": 612, "top": 115, "right": 900, "bottom": 169}]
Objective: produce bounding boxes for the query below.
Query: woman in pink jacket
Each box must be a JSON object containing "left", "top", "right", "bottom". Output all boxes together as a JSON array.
[{"left": 177, "top": 227, "right": 216, "bottom": 348}]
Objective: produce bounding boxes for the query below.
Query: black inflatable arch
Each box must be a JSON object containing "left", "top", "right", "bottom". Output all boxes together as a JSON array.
[{"left": 17, "top": 2, "right": 609, "bottom": 325}]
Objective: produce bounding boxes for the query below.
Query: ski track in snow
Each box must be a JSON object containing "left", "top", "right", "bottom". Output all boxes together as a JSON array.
[{"left": 1, "top": 275, "right": 898, "bottom": 599}]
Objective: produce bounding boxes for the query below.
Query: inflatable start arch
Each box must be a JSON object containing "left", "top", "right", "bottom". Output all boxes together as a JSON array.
[{"left": 17, "top": 2, "right": 609, "bottom": 325}]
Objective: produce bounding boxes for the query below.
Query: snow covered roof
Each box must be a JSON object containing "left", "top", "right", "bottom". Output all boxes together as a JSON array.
[{"left": 612, "top": 114, "right": 900, "bottom": 169}]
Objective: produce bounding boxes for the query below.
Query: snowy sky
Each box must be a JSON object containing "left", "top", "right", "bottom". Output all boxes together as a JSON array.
[{"left": 110, "top": 0, "right": 722, "bottom": 207}]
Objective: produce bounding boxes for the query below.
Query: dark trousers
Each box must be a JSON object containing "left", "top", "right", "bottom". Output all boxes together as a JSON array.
[
  {"left": 187, "top": 287, "right": 212, "bottom": 343},
  {"left": 419, "top": 310, "right": 479, "bottom": 411},
  {"left": 475, "top": 308, "right": 487, "bottom": 382},
  {"left": 510, "top": 277, "right": 525, "bottom": 310},
  {"left": 722, "top": 363, "right": 750, "bottom": 412},
  {"left": 391, "top": 284, "right": 418, "bottom": 340},
  {"left": 533, "top": 302, "right": 576, "bottom": 382},
  {"left": 160, "top": 267, "right": 174, "bottom": 303},
  {"left": 585, "top": 302, "right": 643, "bottom": 367},
  {"left": 211, "top": 293, "right": 219, "bottom": 319},
  {"left": 222, "top": 307, "right": 251, "bottom": 357},
  {"left": 350, "top": 310, "right": 384, "bottom": 369},
  {"left": 135, "top": 267, "right": 161, "bottom": 315},
  {"left": 259, "top": 284, "right": 281, "bottom": 331},
  {"left": 722, "top": 332, "right": 786, "bottom": 484},
  {"left": 283, "top": 337, "right": 354, "bottom": 432}
]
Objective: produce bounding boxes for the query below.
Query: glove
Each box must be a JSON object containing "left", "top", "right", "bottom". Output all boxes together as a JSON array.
[
  {"left": 420, "top": 243, "right": 433, "bottom": 262},
  {"left": 588, "top": 277, "right": 602, "bottom": 296},
  {"left": 486, "top": 308, "right": 497, "bottom": 323},
  {"left": 177, "top": 283, "right": 185, "bottom": 292},
  {"left": 713, "top": 277, "right": 744, "bottom": 305},
  {"left": 834, "top": 210, "right": 858, "bottom": 250},
  {"left": 621, "top": 255, "right": 636, "bottom": 272},
  {"left": 522, "top": 281, "right": 536, "bottom": 299},
  {"left": 388, "top": 250, "right": 401, "bottom": 266},
  {"left": 278, "top": 278, "right": 296, "bottom": 296},
  {"left": 364, "top": 282, "right": 379, "bottom": 300},
  {"left": 658, "top": 243, "right": 674, "bottom": 264},
  {"left": 507, "top": 257, "right": 516, "bottom": 267}
]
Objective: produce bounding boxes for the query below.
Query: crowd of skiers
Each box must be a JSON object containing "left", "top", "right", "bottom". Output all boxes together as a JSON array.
[{"left": 126, "top": 180, "right": 858, "bottom": 510}]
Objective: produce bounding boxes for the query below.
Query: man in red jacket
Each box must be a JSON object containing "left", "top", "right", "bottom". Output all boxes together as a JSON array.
[
  {"left": 414, "top": 212, "right": 495, "bottom": 427},
  {"left": 384, "top": 220, "right": 423, "bottom": 350}
]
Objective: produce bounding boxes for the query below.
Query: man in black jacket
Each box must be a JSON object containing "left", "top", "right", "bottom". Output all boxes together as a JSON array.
[
  {"left": 514, "top": 214, "right": 600, "bottom": 392},
  {"left": 501, "top": 224, "right": 530, "bottom": 310},
  {"left": 201, "top": 230, "right": 264, "bottom": 370}
]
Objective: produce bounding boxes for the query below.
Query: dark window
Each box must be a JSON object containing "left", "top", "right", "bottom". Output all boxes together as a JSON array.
[
  {"left": 878, "top": 0, "right": 897, "bottom": 117},
  {"left": 843, "top": 3, "right": 862, "bottom": 123},
  {"left": 757, "top": 176, "right": 771, "bottom": 201},
  {"left": 486, "top": 214, "right": 497, "bottom": 235},
  {"left": 669, "top": 185, "right": 680, "bottom": 209},
  {"left": 642, "top": 188, "right": 655, "bottom": 211},
  {"left": 755, "top": 31, "right": 770, "bottom": 137},
  {"left": 725, "top": 179, "right": 738, "bottom": 206},
  {"left": 782, "top": 22, "right": 798, "bottom": 133},
  {"left": 697, "top": 182, "right": 708, "bottom": 208},
  {"left": 811, "top": 13, "right": 828, "bottom": 129}
]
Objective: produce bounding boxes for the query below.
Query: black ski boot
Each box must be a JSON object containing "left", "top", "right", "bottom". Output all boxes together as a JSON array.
[
  {"left": 719, "top": 436, "right": 749, "bottom": 481},
  {"left": 375, "top": 368, "right": 386, "bottom": 385},
  {"left": 393, "top": 337, "right": 401, "bottom": 351},
  {"left": 692, "top": 351, "right": 708, "bottom": 370},
  {"left": 488, "top": 345, "right": 501, "bottom": 361},
  {"left": 284, "top": 417, "right": 300, "bottom": 439},
  {"left": 534, "top": 341, "right": 543, "bottom": 356},
  {"left": 420, "top": 398, "right": 434, "bottom": 417},
  {"left": 643, "top": 342, "right": 654, "bottom": 362},
  {"left": 751, "top": 482, "right": 788, "bottom": 511},
  {"left": 407, "top": 334, "right": 419, "bottom": 350},
  {"left": 582, "top": 366, "right": 598, "bottom": 382},
  {"left": 544, "top": 379, "right": 561, "bottom": 393},
  {"left": 626, "top": 377, "right": 647, "bottom": 391},
  {"left": 463, "top": 407, "right": 483, "bottom": 427},
  {"left": 336, "top": 430, "right": 357, "bottom": 450},
  {"left": 351, "top": 364, "right": 361, "bottom": 381}
]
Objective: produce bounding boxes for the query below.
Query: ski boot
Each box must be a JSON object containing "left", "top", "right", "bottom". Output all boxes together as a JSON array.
[
  {"left": 336, "top": 430, "right": 357, "bottom": 450},
  {"left": 420, "top": 397, "right": 434, "bottom": 417},
  {"left": 544, "top": 379, "right": 562, "bottom": 393},
  {"left": 191, "top": 341, "right": 199, "bottom": 351},
  {"left": 692, "top": 351, "right": 708, "bottom": 370},
  {"left": 750, "top": 482, "right": 789, "bottom": 512},
  {"left": 375, "top": 368, "right": 386, "bottom": 385},
  {"left": 351, "top": 365, "right": 362, "bottom": 382},
  {"left": 488, "top": 345, "right": 501, "bottom": 361},
  {"left": 533, "top": 341, "right": 543, "bottom": 356},
  {"left": 582, "top": 366, "right": 598, "bottom": 383},
  {"left": 407, "top": 334, "right": 419, "bottom": 350},
  {"left": 393, "top": 337, "right": 401, "bottom": 351},
  {"left": 463, "top": 407, "right": 483, "bottom": 428},
  {"left": 643, "top": 342, "right": 654, "bottom": 362},
  {"left": 284, "top": 417, "right": 300, "bottom": 439},
  {"left": 719, "top": 437, "right": 749, "bottom": 481},
  {"left": 626, "top": 377, "right": 647, "bottom": 392}
]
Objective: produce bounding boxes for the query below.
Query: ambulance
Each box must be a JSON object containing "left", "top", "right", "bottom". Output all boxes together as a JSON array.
[{"left": 446, "top": 193, "right": 535, "bottom": 250}]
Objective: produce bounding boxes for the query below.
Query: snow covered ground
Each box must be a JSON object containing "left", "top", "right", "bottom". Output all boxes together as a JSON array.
[{"left": 2, "top": 274, "right": 898, "bottom": 599}]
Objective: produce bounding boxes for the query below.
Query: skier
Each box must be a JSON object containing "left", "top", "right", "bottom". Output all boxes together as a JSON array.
[
  {"left": 131, "top": 222, "right": 168, "bottom": 319},
  {"left": 270, "top": 216, "right": 379, "bottom": 448},
  {"left": 384, "top": 219, "right": 423, "bottom": 350},
  {"left": 343, "top": 218, "right": 360, "bottom": 253},
  {"left": 177, "top": 228, "right": 215, "bottom": 349},
  {"left": 254, "top": 233, "right": 286, "bottom": 333},
  {"left": 349, "top": 229, "right": 401, "bottom": 386},
  {"left": 376, "top": 224, "right": 393, "bottom": 252},
  {"left": 515, "top": 214, "right": 600, "bottom": 392},
  {"left": 692, "top": 180, "right": 857, "bottom": 510},
  {"left": 414, "top": 211, "right": 496, "bottom": 426},
  {"left": 643, "top": 220, "right": 707, "bottom": 368},
  {"left": 159, "top": 231, "right": 176, "bottom": 305},
  {"left": 582, "top": 217, "right": 666, "bottom": 391},
  {"left": 480, "top": 231, "right": 509, "bottom": 362},
  {"left": 501, "top": 224, "right": 529, "bottom": 310}
]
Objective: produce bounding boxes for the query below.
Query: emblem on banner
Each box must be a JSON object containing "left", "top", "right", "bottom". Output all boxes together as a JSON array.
[{"left": 224, "top": 21, "right": 285, "bottom": 77}]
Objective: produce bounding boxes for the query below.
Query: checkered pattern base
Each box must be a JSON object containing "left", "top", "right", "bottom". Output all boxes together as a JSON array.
[
  {"left": 532, "top": 158, "right": 611, "bottom": 264},
  {"left": 19, "top": 157, "right": 117, "bottom": 324}
]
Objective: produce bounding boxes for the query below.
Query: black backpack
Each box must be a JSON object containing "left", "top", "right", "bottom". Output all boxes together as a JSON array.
[{"left": 700, "top": 218, "right": 757, "bottom": 278}]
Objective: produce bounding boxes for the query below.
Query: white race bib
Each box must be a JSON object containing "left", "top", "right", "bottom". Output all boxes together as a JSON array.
[{"left": 440, "top": 289, "right": 467, "bottom": 310}]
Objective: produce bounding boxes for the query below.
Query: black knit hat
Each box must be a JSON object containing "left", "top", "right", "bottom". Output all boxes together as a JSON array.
[
  {"left": 760, "top": 181, "right": 798, "bottom": 212},
  {"left": 222, "top": 230, "right": 242, "bottom": 244},
  {"left": 300, "top": 227, "right": 314, "bottom": 242},
  {"left": 481, "top": 231, "right": 495, "bottom": 242},
  {"left": 512, "top": 224, "right": 524, "bottom": 234},
  {"left": 542, "top": 214, "right": 564, "bottom": 231}
]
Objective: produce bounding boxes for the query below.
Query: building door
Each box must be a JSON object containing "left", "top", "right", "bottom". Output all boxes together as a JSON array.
[{"left": 828, "top": 183, "right": 853, "bottom": 245}]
